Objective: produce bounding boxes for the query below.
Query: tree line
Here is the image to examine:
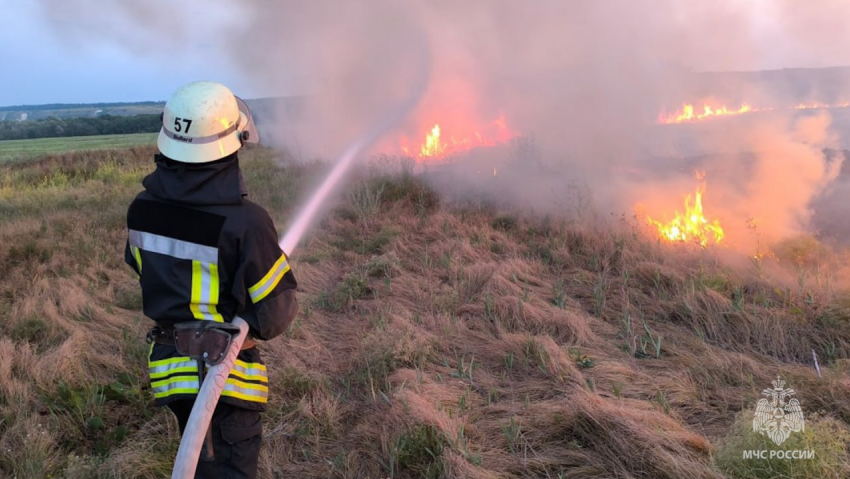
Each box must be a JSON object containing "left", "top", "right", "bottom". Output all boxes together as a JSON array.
[
  {"left": 0, "top": 101, "right": 163, "bottom": 112},
  {"left": 0, "top": 114, "right": 161, "bottom": 141}
]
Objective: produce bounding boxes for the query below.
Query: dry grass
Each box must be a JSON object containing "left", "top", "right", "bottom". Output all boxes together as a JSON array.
[{"left": 2, "top": 146, "right": 850, "bottom": 478}]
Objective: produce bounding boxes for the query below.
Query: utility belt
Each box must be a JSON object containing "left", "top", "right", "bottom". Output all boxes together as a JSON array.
[{"left": 146, "top": 322, "right": 255, "bottom": 362}]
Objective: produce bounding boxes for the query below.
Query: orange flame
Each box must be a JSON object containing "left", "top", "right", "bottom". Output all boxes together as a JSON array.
[
  {"left": 404, "top": 114, "right": 516, "bottom": 160},
  {"left": 659, "top": 103, "right": 760, "bottom": 124},
  {"left": 646, "top": 178, "right": 724, "bottom": 247},
  {"left": 659, "top": 101, "right": 850, "bottom": 124},
  {"left": 421, "top": 124, "right": 445, "bottom": 157}
]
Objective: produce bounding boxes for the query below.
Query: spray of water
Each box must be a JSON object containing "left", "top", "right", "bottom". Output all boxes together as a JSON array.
[
  {"left": 278, "top": 139, "right": 373, "bottom": 253},
  {"left": 278, "top": 36, "right": 431, "bottom": 255}
]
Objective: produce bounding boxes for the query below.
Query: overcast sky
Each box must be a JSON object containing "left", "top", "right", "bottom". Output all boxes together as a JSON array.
[
  {"left": 0, "top": 2, "right": 262, "bottom": 106},
  {"left": 1, "top": 1, "right": 848, "bottom": 108}
]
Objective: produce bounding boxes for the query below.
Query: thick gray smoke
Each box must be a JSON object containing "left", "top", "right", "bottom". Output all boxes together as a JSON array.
[
  {"left": 231, "top": 1, "right": 850, "bottom": 249},
  {"left": 35, "top": 0, "right": 850, "bottom": 248}
]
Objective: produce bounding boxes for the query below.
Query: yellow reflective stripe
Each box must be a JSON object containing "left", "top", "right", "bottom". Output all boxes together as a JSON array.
[
  {"left": 190, "top": 260, "right": 223, "bottom": 322},
  {"left": 229, "top": 367, "right": 269, "bottom": 383},
  {"left": 146, "top": 357, "right": 268, "bottom": 402},
  {"left": 190, "top": 260, "right": 204, "bottom": 319},
  {"left": 149, "top": 355, "right": 194, "bottom": 368},
  {"left": 152, "top": 375, "right": 199, "bottom": 389},
  {"left": 148, "top": 355, "right": 199, "bottom": 380},
  {"left": 209, "top": 263, "right": 223, "bottom": 322},
  {"left": 231, "top": 360, "right": 268, "bottom": 382},
  {"left": 225, "top": 378, "right": 268, "bottom": 392},
  {"left": 248, "top": 253, "right": 290, "bottom": 303},
  {"left": 250, "top": 253, "right": 288, "bottom": 294},
  {"left": 235, "top": 359, "right": 267, "bottom": 371},
  {"left": 149, "top": 358, "right": 266, "bottom": 372},
  {"left": 150, "top": 365, "right": 197, "bottom": 379},
  {"left": 222, "top": 377, "right": 269, "bottom": 403},
  {"left": 131, "top": 245, "right": 142, "bottom": 273},
  {"left": 151, "top": 376, "right": 199, "bottom": 398}
]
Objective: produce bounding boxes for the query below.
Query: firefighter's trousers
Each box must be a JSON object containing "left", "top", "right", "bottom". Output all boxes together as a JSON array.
[{"left": 167, "top": 400, "right": 262, "bottom": 479}]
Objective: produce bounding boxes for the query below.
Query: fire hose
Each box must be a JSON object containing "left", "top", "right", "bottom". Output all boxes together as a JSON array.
[
  {"left": 171, "top": 316, "right": 249, "bottom": 478},
  {"left": 171, "top": 34, "right": 430, "bottom": 479}
]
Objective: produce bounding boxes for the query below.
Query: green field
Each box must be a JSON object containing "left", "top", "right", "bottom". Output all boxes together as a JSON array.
[{"left": 0, "top": 132, "right": 157, "bottom": 161}]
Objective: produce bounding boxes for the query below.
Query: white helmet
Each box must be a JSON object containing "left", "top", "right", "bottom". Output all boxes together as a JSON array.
[{"left": 157, "top": 81, "right": 258, "bottom": 164}]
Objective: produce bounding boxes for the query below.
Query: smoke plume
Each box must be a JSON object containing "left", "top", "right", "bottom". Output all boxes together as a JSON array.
[{"left": 35, "top": 0, "right": 850, "bottom": 247}]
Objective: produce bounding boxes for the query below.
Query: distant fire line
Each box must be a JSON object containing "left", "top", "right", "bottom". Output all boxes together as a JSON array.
[{"left": 658, "top": 101, "right": 850, "bottom": 124}]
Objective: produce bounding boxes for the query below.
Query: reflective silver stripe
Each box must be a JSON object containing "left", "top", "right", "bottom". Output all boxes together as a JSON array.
[
  {"left": 230, "top": 363, "right": 269, "bottom": 382},
  {"left": 149, "top": 358, "right": 198, "bottom": 377},
  {"left": 129, "top": 230, "right": 218, "bottom": 263},
  {"left": 197, "top": 262, "right": 216, "bottom": 321},
  {"left": 222, "top": 381, "right": 269, "bottom": 401},
  {"left": 152, "top": 378, "right": 200, "bottom": 397},
  {"left": 200, "top": 263, "right": 210, "bottom": 315},
  {"left": 160, "top": 118, "right": 240, "bottom": 145},
  {"left": 248, "top": 258, "right": 289, "bottom": 303}
]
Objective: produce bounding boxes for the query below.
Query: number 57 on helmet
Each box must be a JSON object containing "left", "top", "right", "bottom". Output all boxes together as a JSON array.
[{"left": 157, "top": 81, "right": 259, "bottom": 164}]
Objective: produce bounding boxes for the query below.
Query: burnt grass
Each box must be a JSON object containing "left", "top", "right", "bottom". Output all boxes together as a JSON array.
[{"left": 1, "top": 146, "right": 850, "bottom": 478}]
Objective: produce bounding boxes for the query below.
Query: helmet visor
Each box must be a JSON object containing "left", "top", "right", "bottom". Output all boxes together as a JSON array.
[{"left": 236, "top": 96, "right": 260, "bottom": 144}]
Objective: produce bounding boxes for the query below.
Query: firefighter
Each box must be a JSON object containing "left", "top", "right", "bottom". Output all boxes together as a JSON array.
[{"left": 124, "top": 81, "right": 298, "bottom": 479}]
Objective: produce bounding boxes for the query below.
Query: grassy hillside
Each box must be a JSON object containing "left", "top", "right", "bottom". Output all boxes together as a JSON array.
[
  {"left": 1, "top": 146, "right": 850, "bottom": 478},
  {"left": 0, "top": 133, "right": 157, "bottom": 162}
]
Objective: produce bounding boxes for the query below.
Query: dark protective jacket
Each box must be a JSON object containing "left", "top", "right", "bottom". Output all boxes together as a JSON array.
[{"left": 125, "top": 153, "right": 298, "bottom": 410}]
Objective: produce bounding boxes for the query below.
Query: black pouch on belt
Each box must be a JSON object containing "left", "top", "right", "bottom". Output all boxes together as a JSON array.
[{"left": 173, "top": 321, "right": 242, "bottom": 366}]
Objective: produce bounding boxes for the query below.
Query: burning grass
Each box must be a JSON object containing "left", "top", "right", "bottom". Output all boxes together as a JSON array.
[
  {"left": 2, "top": 146, "right": 850, "bottom": 478},
  {"left": 657, "top": 101, "right": 850, "bottom": 124}
]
